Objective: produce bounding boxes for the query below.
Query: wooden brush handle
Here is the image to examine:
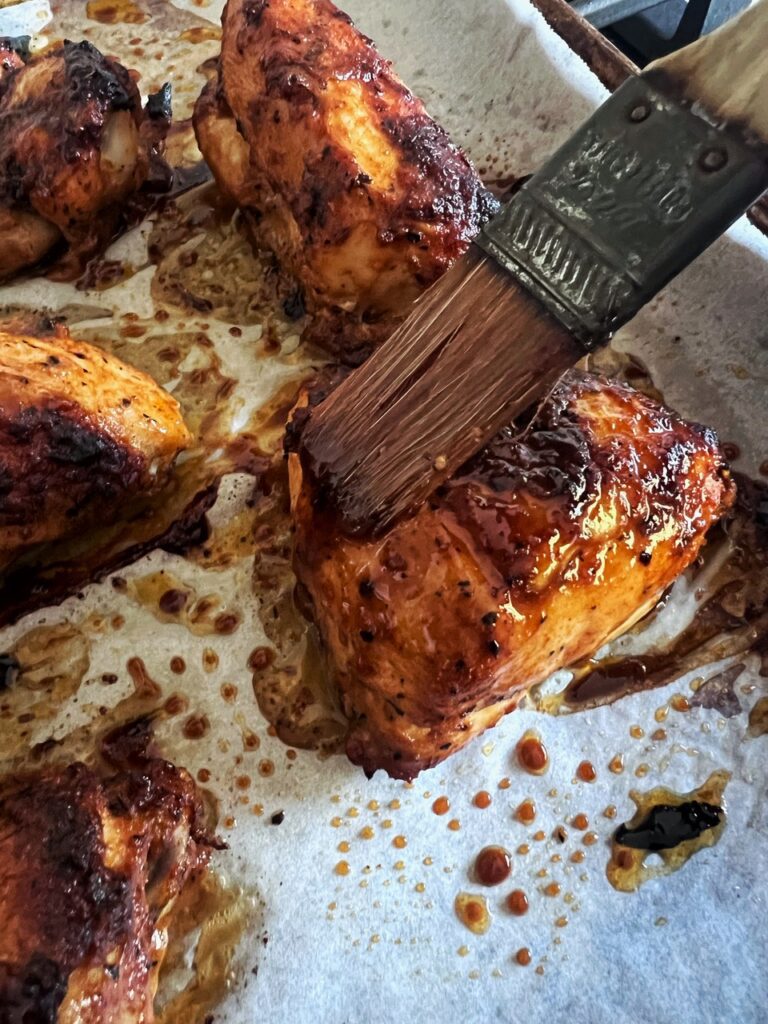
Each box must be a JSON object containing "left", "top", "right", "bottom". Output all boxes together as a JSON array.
[{"left": 649, "top": 0, "right": 768, "bottom": 146}]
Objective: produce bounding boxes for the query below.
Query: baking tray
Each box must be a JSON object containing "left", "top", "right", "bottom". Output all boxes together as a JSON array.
[{"left": 0, "top": 1, "right": 766, "bottom": 1022}]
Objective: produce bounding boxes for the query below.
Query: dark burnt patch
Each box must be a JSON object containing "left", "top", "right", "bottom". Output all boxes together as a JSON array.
[
  {"left": 0, "top": 481, "right": 217, "bottom": 629},
  {"left": 0, "top": 399, "right": 146, "bottom": 528},
  {"left": 0, "top": 954, "right": 67, "bottom": 1024},
  {"left": 61, "top": 41, "right": 134, "bottom": 113},
  {"left": 0, "top": 764, "right": 133, "bottom": 974}
]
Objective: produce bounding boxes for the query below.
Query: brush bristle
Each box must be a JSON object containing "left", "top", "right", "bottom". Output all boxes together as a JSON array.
[{"left": 299, "top": 245, "right": 580, "bottom": 537}]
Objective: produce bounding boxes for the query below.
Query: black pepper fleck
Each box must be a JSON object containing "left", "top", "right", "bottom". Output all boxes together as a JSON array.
[{"left": 0, "top": 653, "right": 20, "bottom": 691}]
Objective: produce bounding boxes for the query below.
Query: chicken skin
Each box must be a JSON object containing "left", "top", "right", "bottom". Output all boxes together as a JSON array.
[
  {"left": 0, "top": 329, "right": 190, "bottom": 562},
  {"left": 194, "top": 0, "right": 498, "bottom": 362},
  {"left": 0, "top": 756, "right": 211, "bottom": 1022},
  {"left": 0, "top": 39, "right": 170, "bottom": 281},
  {"left": 291, "top": 372, "right": 734, "bottom": 779}
]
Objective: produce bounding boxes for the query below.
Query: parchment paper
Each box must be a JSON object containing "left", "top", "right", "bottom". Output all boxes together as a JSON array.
[{"left": 0, "top": 1, "right": 766, "bottom": 1022}]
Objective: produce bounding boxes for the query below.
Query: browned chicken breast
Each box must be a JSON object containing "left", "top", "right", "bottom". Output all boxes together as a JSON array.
[
  {"left": 0, "top": 329, "right": 190, "bottom": 561},
  {"left": 0, "top": 39, "right": 170, "bottom": 281},
  {"left": 194, "top": 0, "right": 498, "bottom": 362},
  {"left": 0, "top": 756, "right": 211, "bottom": 1022},
  {"left": 291, "top": 372, "right": 734, "bottom": 779}
]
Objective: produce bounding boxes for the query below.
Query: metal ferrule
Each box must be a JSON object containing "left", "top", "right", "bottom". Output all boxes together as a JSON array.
[{"left": 476, "top": 74, "right": 768, "bottom": 350}]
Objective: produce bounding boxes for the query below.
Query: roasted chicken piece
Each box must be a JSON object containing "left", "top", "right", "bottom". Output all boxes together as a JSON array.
[
  {"left": 291, "top": 372, "right": 735, "bottom": 779},
  {"left": 0, "top": 329, "right": 190, "bottom": 561},
  {"left": 0, "top": 39, "right": 170, "bottom": 281},
  {"left": 0, "top": 755, "right": 212, "bottom": 1022},
  {"left": 194, "top": 0, "right": 498, "bottom": 362}
]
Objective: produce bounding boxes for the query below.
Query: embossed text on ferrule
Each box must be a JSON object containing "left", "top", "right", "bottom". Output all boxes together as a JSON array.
[{"left": 547, "top": 129, "right": 694, "bottom": 227}]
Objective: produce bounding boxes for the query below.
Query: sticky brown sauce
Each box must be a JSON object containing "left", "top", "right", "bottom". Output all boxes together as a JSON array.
[
  {"left": 747, "top": 696, "right": 768, "bottom": 737},
  {"left": 606, "top": 770, "right": 730, "bottom": 892},
  {"left": 86, "top": 0, "right": 147, "bottom": 24},
  {"left": 155, "top": 870, "right": 262, "bottom": 1024},
  {"left": 248, "top": 469, "right": 347, "bottom": 754},
  {"left": 128, "top": 570, "right": 241, "bottom": 636},
  {"left": 148, "top": 183, "right": 301, "bottom": 331},
  {"left": 0, "top": 623, "right": 90, "bottom": 763}
]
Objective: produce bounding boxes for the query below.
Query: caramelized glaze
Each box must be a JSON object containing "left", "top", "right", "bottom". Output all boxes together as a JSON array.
[{"left": 292, "top": 371, "right": 733, "bottom": 779}]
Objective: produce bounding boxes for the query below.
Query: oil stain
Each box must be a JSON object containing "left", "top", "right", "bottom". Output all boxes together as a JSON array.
[{"left": 155, "top": 871, "right": 262, "bottom": 1024}]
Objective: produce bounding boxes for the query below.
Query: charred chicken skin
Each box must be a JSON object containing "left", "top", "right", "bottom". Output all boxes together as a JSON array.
[
  {"left": 291, "top": 372, "right": 734, "bottom": 780},
  {"left": 0, "top": 329, "right": 190, "bottom": 561},
  {"left": 0, "top": 757, "right": 211, "bottom": 1022},
  {"left": 0, "top": 39, "right": 170, "bottom": 281},
  {"left": 194, "top": 0, "right": 498, "bottom": 362}
]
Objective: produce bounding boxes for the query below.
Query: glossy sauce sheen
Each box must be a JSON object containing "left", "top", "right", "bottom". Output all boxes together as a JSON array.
[
  {"left": 291, "top": 371, "right": 734, "bottom": 779},
  {"left": 474, "top": 846, "right": 512, "bottom": 886}
]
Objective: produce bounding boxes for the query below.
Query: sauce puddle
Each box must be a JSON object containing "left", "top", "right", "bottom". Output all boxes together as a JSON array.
[{"left": 606, "top": 770, "right": 730, "bottom": 892}]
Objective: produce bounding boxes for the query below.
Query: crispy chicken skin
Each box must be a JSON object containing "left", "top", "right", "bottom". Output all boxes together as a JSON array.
[
  {"left": 291, "top": 372, "right": 735, "bottom": 779},
  {"left": 0, "top": 40, "right": 170, "bottom": 281},
  {"left": 0, "top": 330, "right": 190, "bottom": 559},
  {"left": 194, "top": 0, "right": 498, "bottom": 362},
  {"left": 0, "top": 757, "right": 210, "bottom": 1023}
]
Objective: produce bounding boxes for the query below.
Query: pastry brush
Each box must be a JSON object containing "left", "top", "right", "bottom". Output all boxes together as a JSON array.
[{"left": 299, "top": 0, "right": 768, "bottom": 537}]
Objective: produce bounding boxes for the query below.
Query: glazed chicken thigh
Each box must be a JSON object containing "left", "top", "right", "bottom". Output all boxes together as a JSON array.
[
  {"left": 0, "top": 329, "right": 190, "bottom": 563},
  {"left": 0, "top": 758, "right": 210, "bottom": 1022},
  {"left": 291, "top": 373, "right": 734, "bottom": 779},
  {"left": 194, "top": 0, "right": 498, "bottom": 361},
  {"left": 0, "top": 39, "right": 170, "bottom": 280}
]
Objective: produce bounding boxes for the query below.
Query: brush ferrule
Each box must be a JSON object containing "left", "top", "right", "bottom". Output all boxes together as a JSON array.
[{"left": 477, "top": 74, "right": 768, "bottom": 349}]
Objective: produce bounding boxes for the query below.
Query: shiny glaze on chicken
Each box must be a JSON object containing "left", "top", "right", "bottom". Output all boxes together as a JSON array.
[
  {"left": 0, "top": 756, "right": 211, "bottom": 1023},
  {"left": 0, "top": 329, "right": 190, "bottom": 561},
  {"left": 291, "top": 372, "right": 735, "bottom": 779},
  {"left": 0, "top": 39, "right": 170, "bottom": 281},
  {"left": 194, "top": 0, "right": 498, "bottom": 362}
]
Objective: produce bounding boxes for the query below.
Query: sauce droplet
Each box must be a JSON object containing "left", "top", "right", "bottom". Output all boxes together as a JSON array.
[
  {"left": 506, "top": 889, "right": 529, "bottom": 915},
  {"left": 448, "top": 819, "right": 461, "bottom": 832},
  {"left": 572, "top": 813, "right": 589, "bottom": 830},
  {"left": 335, "top": 860, "right": 350, "bottom": 876},
  {"left": 515, "top": 799, "right": 536, "bottom": 824},
  {"left": 609, "top": 754, "right": 624, "bottom": 774},
  {"left": 474, "top": 846, "right": 512, "bottom": 886},
  {"left": 576, "top": 760, "right": 597, "bottom": 782},
  {"left": 183, "top": 714, "right": 209, "bottom": 740},
  {"left": 393, "top": 834, "right": 407, "bottom": 849},
  {"left": 473, "top": 790, "right": 492, "bottom": 809},
  {"left": 515, "top": 947, "right": 532, "bottom": 966},
  {"left": 516, "top": 730, "right": 549, "bottom": 775},
  {"left": 432, "top": 795, "right": 450, "bottom": 815},
  {"left": 454, "top": 892, "right": 491, "bottom": 934}
]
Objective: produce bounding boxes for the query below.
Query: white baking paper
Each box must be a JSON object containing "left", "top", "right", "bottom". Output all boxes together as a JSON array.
[{"left": 0, "top": 1, "right": 766, "bottom": 1022}]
